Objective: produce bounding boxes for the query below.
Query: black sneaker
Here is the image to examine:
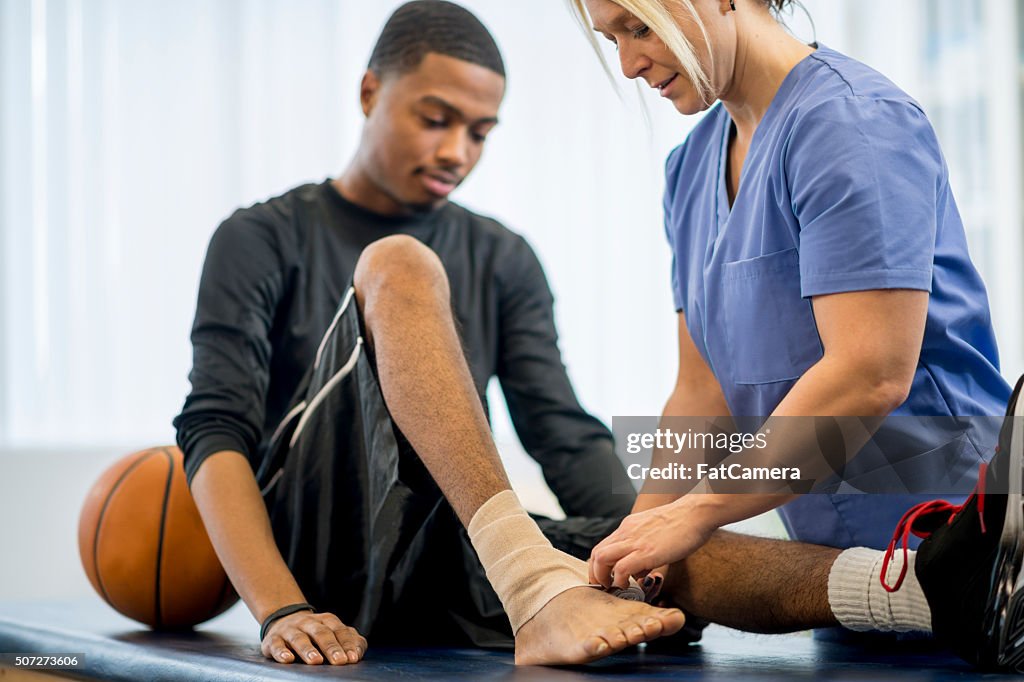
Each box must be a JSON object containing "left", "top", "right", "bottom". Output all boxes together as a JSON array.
[{"left": 881, "top": 374, "right": 1024, "bottom": 671}]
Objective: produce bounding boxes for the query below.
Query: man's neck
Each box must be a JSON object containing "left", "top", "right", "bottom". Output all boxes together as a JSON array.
[{"left": 334, "top": 163, "right": 443, "bottom": 218}]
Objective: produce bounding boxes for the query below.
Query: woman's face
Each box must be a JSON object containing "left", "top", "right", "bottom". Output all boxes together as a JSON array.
[{"left": 584, "top": 0, "right": 733, "bottom": 115}]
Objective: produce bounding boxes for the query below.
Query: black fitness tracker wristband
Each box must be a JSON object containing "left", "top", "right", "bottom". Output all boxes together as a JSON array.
[{"left": 259, "top": 602, "right": 316, "bottom": 641}]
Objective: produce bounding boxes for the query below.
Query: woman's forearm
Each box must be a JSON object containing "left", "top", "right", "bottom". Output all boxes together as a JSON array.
[
  {"left": 632, "top": 379, "right": 733, "bottom": 514},
  {"left": 682, "top": 353, "right": 910, "bottom": 523}
]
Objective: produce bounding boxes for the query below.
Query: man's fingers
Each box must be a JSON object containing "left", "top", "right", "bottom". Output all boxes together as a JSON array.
[
  {"left": 261, "top": 635, "right": 295, "bottom": 663},
  {"left": 283, "top": 630, "right": 324, "bottom": 665},
  {"left": 307, "top": 622, "right": 349, "bottom": 665},
  {"left": 261, "top": 612, "right": 366, "bottom": 666},
  {"left": 334, "top": 625, "right": 368, "bottom": 663},
  {"left": 303, "top": 614, "right": 364, "bottom": 659}
]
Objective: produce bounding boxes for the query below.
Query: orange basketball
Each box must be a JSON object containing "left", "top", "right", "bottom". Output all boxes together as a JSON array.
[{"left": 78, "top": 446, "right": 238, "bottom": 629}]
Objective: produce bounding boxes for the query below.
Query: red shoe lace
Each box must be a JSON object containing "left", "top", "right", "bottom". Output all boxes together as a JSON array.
[{"left": 880, "top": 461, "right": 988, "bottom": 592}]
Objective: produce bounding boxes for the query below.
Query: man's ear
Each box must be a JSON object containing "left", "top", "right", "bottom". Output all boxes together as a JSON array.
[{"left": 360, "top": 69, "right": 381, "bottom": 117}]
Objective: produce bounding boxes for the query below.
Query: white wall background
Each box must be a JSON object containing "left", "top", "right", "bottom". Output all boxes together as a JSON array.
[
  {"left": 0, "top": 0, "right": 688, "bottom": 453},
  {"left": 1, "top": 0, "right": 1021, "bottom": 602}
]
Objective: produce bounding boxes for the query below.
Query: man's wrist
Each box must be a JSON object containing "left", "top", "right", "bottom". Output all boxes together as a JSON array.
[
  {"left": 254, "top": 589, "right": 311, "bottom": 624},
  {"left": 259, "top": 603, "right": 316, "bottom": 641}
]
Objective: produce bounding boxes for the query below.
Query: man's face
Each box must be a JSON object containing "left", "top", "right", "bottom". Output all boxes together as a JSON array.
[{"left": 359, "top": 53, "right": 505, "bottom": 213}]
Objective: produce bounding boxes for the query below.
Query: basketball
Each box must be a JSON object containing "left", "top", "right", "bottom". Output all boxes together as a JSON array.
[{"left": 78, "top": 446, "right": 238, "bottom": 629}]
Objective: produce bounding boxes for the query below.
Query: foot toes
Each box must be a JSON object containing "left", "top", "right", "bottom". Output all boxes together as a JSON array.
[
  {"left": 583, "top": 636, "right": 611, "bottom": 657},
  {"left": 598, "top": 626, "right": 630, "bottom": 651},
  {"left": 658, "top": 608, "right": 686, "bottom": 635},
  {"left": 641, "top": 616, "right": 665, "bottom": 639},
  {"left": 621, "top": 621, "right": 647, "bottom": 646}
]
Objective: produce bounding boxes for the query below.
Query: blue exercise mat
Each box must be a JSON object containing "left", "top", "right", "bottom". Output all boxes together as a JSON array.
[{"left": 0, "top": 599, "right": 982, "bottom": 680}]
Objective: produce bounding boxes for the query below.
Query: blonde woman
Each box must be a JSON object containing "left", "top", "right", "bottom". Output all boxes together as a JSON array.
[{"left": 574, "top": 0, "right": 1024, "bottom": 670}]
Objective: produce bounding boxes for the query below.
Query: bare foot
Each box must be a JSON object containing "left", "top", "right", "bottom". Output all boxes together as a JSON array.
[{"left": 514, "top": 586, "right": 685, "bottom": 665}]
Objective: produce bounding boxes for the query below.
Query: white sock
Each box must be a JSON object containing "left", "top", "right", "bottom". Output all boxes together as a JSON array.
[{"left": 827, "top": 547, "right": 932, "bottom": 633}]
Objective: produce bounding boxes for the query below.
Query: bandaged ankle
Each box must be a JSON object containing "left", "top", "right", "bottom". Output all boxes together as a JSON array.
[{"left": 467, "top": 489, "right": 591, "bottom": 633}]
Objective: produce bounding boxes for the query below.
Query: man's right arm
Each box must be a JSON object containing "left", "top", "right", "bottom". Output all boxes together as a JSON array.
[
  {"left": 174, "top": 215, "right": 364, "bottom": 665},
  {"left": 190, "top": 450, "right": 364, "bottom": 664}
]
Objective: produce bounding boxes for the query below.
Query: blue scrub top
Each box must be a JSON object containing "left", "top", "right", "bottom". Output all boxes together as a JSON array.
[{"left": 663, "top": 45, "right": 1011, "bottom": 548}]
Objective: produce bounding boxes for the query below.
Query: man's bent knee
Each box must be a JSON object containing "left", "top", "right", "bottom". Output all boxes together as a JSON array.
[{"left": 353, "top": 235, "right": 449, "bottom": 299}]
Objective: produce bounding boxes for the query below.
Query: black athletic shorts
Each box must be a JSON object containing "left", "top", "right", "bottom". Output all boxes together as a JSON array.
[{"left": 255, "top": 287, "right": 626, "bottom": 647}]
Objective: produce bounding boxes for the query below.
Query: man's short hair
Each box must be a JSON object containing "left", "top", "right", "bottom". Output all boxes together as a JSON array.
[{"left": 368, "top": 1, "right": 506, "bottom": 80}]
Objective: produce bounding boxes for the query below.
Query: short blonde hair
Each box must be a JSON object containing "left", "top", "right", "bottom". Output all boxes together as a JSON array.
[{"left": 568, "top": 0, "right": 713, "bottom": 102}]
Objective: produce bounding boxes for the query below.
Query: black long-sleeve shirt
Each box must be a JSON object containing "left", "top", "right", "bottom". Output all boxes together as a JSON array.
[{"left": 174, "top": 180, "right": 633, "bottom": 518}]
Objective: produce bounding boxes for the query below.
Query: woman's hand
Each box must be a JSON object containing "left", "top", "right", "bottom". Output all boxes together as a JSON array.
[
  {"left": 589, "top": 497, "right": 719, "bottom": 590},
  {"left": 261, "top": 610, "right": 367, "bottom": 665}
]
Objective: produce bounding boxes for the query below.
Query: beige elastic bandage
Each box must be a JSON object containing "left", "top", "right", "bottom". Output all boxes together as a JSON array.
[{"left": 467, "top": 489, "right": 643, "bottom": 633}]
